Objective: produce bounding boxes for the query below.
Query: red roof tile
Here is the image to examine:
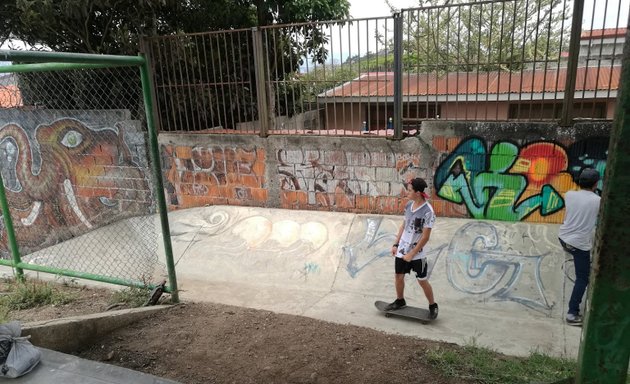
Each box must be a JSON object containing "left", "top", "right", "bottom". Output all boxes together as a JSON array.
[
  {"left": 581, "top": 28, "right": 626, "bottom": 39},
  {"left": 320, "top": 66, "right": 621, "bottom": 98}
]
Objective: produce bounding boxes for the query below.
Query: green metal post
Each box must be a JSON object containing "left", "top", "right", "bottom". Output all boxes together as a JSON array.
[
  {"left": 0, "top": 173, "right": 23, "bottom": 280},
  {"left": 576, "top": 25, "right": 630, "bottom": 383},
  {"left": 138, "top": 55, "right": 179, "bottom": 303}
]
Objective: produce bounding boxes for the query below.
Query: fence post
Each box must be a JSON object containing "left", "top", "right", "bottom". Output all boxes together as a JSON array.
[
  {"left": 138, "top": 52, "right": 180, "bottom": 303},
  {"left": 252, "top": 27, "right": 270, "bottom": 137},
  {"left": 574, "top": 23, "right": 630, "bottom": 383},
  {"left": 560, "top": 0, "right": 585, "bottom": 126},
  {"left": 0, "top": 172, "right": 23, "bottom": 281},
  {"left": 393, "top": 12, "right": 404, "bottom": 140}
]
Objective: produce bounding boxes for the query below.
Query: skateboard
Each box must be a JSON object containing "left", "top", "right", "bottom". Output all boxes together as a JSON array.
[{"left": 374, "top": 300, "right": 435, "bottom": 323}]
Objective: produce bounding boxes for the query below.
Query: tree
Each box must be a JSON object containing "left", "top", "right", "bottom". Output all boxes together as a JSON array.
[
  {"left": 2, "top": 0, "right": 350, "bottom": 130},
  {"left": 381, "top": 0, "right": 570, "bottom": 73}
]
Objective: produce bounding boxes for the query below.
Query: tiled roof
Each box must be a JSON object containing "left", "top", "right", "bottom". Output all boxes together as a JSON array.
[
  {"left": 581, "top": 28, "right": 626, "bottom": 39},
  {"left": 319, "top": 66, "right": 621, "bottom": 98}
]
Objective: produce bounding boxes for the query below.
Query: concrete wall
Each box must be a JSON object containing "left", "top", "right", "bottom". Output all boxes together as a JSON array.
[{"left": 159, "top": 121, "right": 610, "bottom": 224}]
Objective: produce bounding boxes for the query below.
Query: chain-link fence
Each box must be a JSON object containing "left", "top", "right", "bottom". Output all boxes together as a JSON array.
[{"left": 0, "top": 53, "right": 178, "bottom": 297}]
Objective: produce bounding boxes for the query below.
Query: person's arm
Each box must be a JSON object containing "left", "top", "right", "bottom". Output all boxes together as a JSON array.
[
  {"left": 391, "top": 223, "right": 404, "bottom": 256},
  {"left": 403, "top": 228, "right": 432, "bottom": 262}
]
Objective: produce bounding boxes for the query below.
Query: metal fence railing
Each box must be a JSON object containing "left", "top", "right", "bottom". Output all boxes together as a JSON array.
[
  {"left": 0, "top": 51, "right": 178, "bottom": 301},
  {"left": 144, "top": 0, "right": 627, "bottom": 136}
]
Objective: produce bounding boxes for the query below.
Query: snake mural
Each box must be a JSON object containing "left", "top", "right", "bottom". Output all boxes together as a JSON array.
[{"left": 0, "top": 118, "right": 152, "bottom": 257}]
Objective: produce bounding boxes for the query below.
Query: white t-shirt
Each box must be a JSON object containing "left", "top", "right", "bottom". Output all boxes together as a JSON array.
[
  {"left": 396, "top": 201, "right": 435, "bottom": 260},
  {"left": 558, "top": 190, "right": 601, "bottom": 251}
]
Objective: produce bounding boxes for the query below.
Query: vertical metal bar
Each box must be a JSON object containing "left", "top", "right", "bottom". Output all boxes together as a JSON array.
[
  {"left": 405, "top": 11, "right": 411, "bottom": 123},
  {"left": 338, "top": 24, "right": 345, "bottom": 134},
  {"left": 496, "top": 1, "right": 506, "bottom": 120},
  {"left": 154, "top": 40, "right": 173, "bottom": 131},
  {"left": 445, "top": 8, "right": 451, "bottom": 120},
  {"left": 139, "top": 56, "right": 179, "bottom": 303},
  {"left": 540, "top": 0, "right": 554, "bottom": 120},
  {"left": 223, "top": 33, "right": 237, "bottom": 130},
  {"left": 330, "top": 24, "right": 338, "bottom": 132},
  {"left": 393, "top": 12, "right": 404, "bottom": 140},
  {"left": 230, "top": 32, "right": 243, "bottom": 130},
  {"left": 426, "top": 8, "right": 431, "bottom": 119},
  {"left": 356, "top": 20, "right": 362, "bottom": 133},
  {"left": 0, "top": 173, "right": 23, "bottom": 280},
  {"left": 252, "top": 27, "right": 270, "bottom": 137},
  {"left": 485, "top": 2, "right": 495, "bottom": 120},
  {"left": 176, "top": 38, "right": 194, "bottom": 131},
  {"left": 182, "top": 35, "right": 201, "bottom": 130},
  {"left": 348, "top": 20, "right": 354, "bottom": 133},
  {"left": 201, "top": 34, "right": 215, "bottom": 128},
  {"left": 580, "top": 0, "right": 598, "bottom": 118},
  {"left": 474, "top": 3, "right": 484, "bottom": 121},
  {"left": 245, "top": 33, "right": 256, "bottom": 132},
  {"left": 364, "top": 20, "right": 370, "bottom": 132},
  {"left": 194, "top": 35, "right": 209, "bottom": 129},
  {"left": 465, "top": 4, "right": 473, "bottom": 120},
  {"left": 507, "top": 1, "right": 518, "bottom": 120},
  {"left": 215, "top": 34, "right": 229, "bottom": 130},
  {"left": 272, "top": 29, "right": 282, "bottom": 131},
  {"left": 589, "top": 0, "right": 609, "bottom": 118},
  {"left": 416, "top": 10, "right": 421, "bottom": 123},
  {"left": 560, "top": 0, "right": 585, "bottom": 126},
  {"left": 576, "top": 22, "right": 630, "bottom": 382},
  {"left": 529, "top": 0, "right": 543, "bottom": 120},
  {"left": 208, "top": 34, "right": 223, "bottom": 129},
  {"left": 604, "top": 2, "right": 623, "bottom": 106},
  {"left": 456, "top": 6, "right": 462, "bottom": 120},
  {"left": 516, "top": 0, "right": 531, "bottom": 121},
  {"left": 552, "top": 0, "right": 570, "bottom": 120},
  {"left": 374, "top": 19, "right": 380, "bottom": 133}
]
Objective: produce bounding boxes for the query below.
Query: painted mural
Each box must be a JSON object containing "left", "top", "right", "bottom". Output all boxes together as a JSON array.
[
  {"left": 162, "top": 145, "right": 266, "bottom": 208},
  {"left": 434, "top": 136, "right": 608, "bottom": 222},
  {"left": 0, "top": 118, "right": 152, "bottom": 257}
]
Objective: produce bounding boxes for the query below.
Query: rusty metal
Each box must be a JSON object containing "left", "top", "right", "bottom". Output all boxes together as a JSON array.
[{"left": 560, "top": 0, "right": 585, "bottom": 125}]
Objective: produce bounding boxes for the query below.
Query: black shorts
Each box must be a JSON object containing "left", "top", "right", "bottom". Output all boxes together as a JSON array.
[{"left": 395, "top": 257, "right": 429, "bottom": 280}]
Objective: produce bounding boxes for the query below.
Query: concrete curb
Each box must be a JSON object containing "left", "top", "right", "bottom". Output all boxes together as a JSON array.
[{"left": 22, "top": 305, "right": 171, "bottom": 353}]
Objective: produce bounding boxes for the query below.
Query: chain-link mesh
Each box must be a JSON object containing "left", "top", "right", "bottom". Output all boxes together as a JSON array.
[{"left": 0, "top": 66, "right": 165, "bottom": 284}]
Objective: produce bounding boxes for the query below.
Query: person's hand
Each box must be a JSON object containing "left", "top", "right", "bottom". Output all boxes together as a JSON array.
[
  {"left": 403, "top": 253, "right": 413, "bottom": 262},
  {"left": 391, "top": 245, "right": 397, "bottom": 256}
]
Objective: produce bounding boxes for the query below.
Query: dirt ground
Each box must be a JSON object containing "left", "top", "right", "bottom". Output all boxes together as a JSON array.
[{"left": 8, "top": 282, "right": 474, "bottom": 384}]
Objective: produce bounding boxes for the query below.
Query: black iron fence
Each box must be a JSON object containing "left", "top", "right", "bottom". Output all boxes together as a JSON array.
[{"left": 143, "top": 0, "right": 627, "bottom": 137}]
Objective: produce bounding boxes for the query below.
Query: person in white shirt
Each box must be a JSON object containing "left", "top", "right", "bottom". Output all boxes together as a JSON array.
[
  {"left": 558, "top": 168, "right": 601, "bottom": 326},
  {"left": 385, "top": 178, "right": 438, "bottom": 319}
]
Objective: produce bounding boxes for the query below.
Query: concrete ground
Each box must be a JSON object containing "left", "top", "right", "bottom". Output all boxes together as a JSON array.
[{"left": 160, "top": 206, "right": 582, "bottom": 359}]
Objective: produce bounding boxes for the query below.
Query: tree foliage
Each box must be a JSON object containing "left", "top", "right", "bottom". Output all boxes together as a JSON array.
[{"left": 386, "top": 0, "right": 570, "bottom": 73}]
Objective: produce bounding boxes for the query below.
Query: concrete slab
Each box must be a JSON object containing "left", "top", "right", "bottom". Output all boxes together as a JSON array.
[
  {"left": 164, "top": 206, "right": 582, "bottom": 358},
  {"left": 11, "top": 348, "right": 179, "bottom": 384}
]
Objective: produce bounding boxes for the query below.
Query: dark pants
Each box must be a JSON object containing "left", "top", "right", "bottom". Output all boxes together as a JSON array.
[{"left": 560, "top": 238, "right": 591, "bottom": 315}]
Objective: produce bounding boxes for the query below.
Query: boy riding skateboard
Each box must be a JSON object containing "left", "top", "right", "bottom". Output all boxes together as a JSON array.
[{"left": 385, "top": 177, "right": 438, "bottom": 319}]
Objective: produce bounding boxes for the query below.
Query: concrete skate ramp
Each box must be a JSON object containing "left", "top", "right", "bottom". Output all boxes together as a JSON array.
[{"left": 167, "top": 206, "right": 581, "bottom": 358}]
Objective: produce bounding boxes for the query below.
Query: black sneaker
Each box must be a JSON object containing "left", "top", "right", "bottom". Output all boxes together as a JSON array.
[
  {"left": 429, "top": 303, "right": 438, "bottom": 319},
  {"left": 385, "top": 298, "right": 406, "bottom": 311}
]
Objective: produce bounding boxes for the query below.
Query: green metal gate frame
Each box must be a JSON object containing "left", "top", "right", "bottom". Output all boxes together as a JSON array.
[{"left": 0, "top": 50, "right": 179, "bottom": 303}]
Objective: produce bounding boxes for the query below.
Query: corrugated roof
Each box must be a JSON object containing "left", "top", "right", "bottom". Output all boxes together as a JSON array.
[
  {"left": 319, "top": 66, "right": 621, "bottom": 98},
  {"left": 0, "top": 85, "right": 22, "bottom": 108}
]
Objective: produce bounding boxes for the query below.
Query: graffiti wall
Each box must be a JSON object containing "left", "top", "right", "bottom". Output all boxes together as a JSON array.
[
  {"left": 160, "top": 122, "right": 610, "bottom": 223},
  {"left": 277, "top": 148, "right": 420, "bottom": 214},
  {"left": 0, "top": 111, "right": 153, "bottom": 257},
  {"left": 161, "top": 144, "right": 266, "bottom": 209},
  {"left": 433, "top": 135, "right": 608, "bottom": 223}
]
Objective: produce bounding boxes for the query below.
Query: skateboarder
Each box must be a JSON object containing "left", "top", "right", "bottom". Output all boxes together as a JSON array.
[
  {"left": 385, "top": 177, "right": 438, "bottom": 319},
  {"left": 559, "top": 168, "right": 601, "bottom": 326}
]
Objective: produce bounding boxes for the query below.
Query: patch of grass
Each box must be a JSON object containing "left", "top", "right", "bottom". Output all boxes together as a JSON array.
[
  {"left": 424, "top": 343, "right": 577, "bottom": 384},
  {"left": 109, "top": 286, "right": 151, "bottom": 308},
  {"left": 0, "top": 279, "right": 77, "bottom": 311}
]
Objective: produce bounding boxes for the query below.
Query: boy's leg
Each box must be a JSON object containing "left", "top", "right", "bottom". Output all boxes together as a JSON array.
[
  {"left": 418, "top": 279, "right": 434, "bottom": 304},
  {"left": 395, "top": 273, "right": 405, "bottom": 299}
]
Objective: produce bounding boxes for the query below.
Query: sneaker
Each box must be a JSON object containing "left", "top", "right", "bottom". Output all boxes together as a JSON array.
[
  {"left": 385, "top": 298, "right": 406, "bottom": 311},
  {"left": 429, "top": 303, "right": 439, "bottom": 319},
  {"left": 566, "top": 313, "right": 582, "bottom": 326}
]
